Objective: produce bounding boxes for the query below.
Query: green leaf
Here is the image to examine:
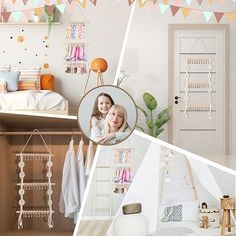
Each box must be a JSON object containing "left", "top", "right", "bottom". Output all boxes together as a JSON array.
[
  {"left": 146, "top": 120, "right": 154, "bottom": 129},
  {"left": 155, "top": 117, "right": 171, "bottom": 129},
  {"left": 158, "top": 107, "right": 171, "bottom": 119},
  {"left": 143, "top": 92, "right": 157, "bottom": 111},
  {"left": 135, "top": 125, "right": 145, "bottom": 132},
  {"left": 136, "top": 105, "right": 148, "bottom": 117},
  {"left": 155, "top": 128, "right": 164, "bottom": 137}
]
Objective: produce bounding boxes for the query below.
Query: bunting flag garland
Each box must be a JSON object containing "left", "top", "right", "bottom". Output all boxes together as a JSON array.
[
  {"left": 1, "top": 0, "right": 236, "bottom": 24},
  {"left": 44, "top": 4, "right": 55, "bottom": 16},
  {"left": 214, "top": 12, "right": 224, "bottom": 22},
  {"left": 170, "top": 5, "right": 180, "bottom": 16},
  {"left": 56, "top": 3, "right": 66, "bottom": 14},
  {"left": 90, "top": 0, "right": 97, "bottom": 6},
  {"left": 128, "top": 0, "right": 136, "bottom": 5}
]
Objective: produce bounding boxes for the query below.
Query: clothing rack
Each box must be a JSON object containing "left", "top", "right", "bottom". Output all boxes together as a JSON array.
[{"left": 0, "top": 131, "right": 82, "bottom": 136}]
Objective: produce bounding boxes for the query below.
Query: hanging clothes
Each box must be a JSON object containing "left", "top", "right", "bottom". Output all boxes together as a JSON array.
[
  {"left": 59, "top": 139, "right": 80, "bottom": 221},
  {"left": 76, "top": 138, "right": 86, "bottom": 203},
  {"left": 85, "top": 140, "right": 94, "bottom": 176}
]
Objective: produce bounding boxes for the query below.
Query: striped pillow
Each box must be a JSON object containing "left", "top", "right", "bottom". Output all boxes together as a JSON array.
[
  {"left": 12, "top": 66, "right": 41, "bottom": 90},
  {"left": 0, "top": 80, "right": 7, "bottom": 93},
  {"left": 0, "top": 65, "right": 11, "bottom": 72},
  {"left": 18, "top": 80, "right": 40, "bottom": 90}
]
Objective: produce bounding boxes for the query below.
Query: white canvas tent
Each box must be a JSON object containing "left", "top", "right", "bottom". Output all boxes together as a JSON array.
[{"left": 106, "top": 142, "right": 224, "bottom": 236}]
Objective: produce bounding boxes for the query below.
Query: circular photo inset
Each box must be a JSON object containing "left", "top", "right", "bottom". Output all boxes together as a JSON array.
[{"left": 77, "top": 85, "right": 137, "bottom": 146}]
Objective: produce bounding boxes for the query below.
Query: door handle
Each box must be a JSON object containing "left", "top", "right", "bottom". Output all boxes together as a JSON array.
[{"left": 174, "top": 96, "right": 182, "bottom": 104}]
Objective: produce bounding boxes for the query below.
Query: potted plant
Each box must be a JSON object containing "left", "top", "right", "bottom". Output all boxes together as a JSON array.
[{"left": 136, "top": 92, "right": 171, "bottom": 137}]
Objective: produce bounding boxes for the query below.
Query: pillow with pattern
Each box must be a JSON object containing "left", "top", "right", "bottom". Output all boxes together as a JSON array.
[{"left": 161, "top": 204, "right": 183, "bottom": 222}]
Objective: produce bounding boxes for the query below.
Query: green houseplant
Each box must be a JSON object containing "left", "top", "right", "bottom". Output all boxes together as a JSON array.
[{"left": 136, "top": 92, "right": 171, "bottom": 137}]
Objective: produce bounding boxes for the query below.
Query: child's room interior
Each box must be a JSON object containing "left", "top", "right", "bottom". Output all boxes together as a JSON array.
[
  {"left": 0, "top": 0, "right": 236, "bottom": 236},
  {"left": 78, "top": 131, "right": 236, "bottom": 236}
]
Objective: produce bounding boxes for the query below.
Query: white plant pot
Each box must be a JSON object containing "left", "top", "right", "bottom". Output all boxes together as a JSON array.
[
  {"left": 113, "top": 213, "right": 148, "bottom": 236},
  {"left": 34, "top": 15, "right": 40, "bottom": 23}
]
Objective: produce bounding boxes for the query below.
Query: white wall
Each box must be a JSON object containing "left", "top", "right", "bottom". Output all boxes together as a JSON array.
[
  {"left": 82, "top": 132, "right": 151, "bottom": 218},
  {"left": 0, "top": 1, "right": 131, "bottom": 114},
  {"left": 120, "top": 1, "right": 236, "bottom": 154}
]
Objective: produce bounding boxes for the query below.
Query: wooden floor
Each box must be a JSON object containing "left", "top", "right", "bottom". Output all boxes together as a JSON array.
[
  {"left": 0, "top": 230, "right": 73, "bottom": 236},
  {"left": 77, "top": 220, "right": 111, "bottom": 236}
]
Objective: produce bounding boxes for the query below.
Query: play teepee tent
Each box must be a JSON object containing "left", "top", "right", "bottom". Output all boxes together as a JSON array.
[{"left": 107, "top": 142, "right": 224, "bottom": 236}]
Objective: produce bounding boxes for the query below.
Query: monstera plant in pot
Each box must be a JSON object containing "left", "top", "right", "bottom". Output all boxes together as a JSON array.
[{"left": 136, "top": 92, "right": 171, "bottom": 137}]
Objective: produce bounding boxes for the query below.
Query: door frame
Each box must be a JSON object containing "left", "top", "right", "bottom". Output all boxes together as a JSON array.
[{"left": 168, "top": 24, "right": 230, "bottom": 154}]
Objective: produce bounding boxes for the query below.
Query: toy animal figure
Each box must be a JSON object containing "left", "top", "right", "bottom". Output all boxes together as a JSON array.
[{"left": 200, "top": 216, "right": 209, "bottom": 229}]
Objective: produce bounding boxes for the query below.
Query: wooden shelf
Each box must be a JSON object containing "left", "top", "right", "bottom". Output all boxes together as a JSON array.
[{"left": 0, "top": 22, "right": 62, "bottom": 25}]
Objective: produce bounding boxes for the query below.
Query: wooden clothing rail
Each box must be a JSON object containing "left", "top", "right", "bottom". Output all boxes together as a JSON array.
[{"left": 0, "top": 131, "right": 82, "bottom": 136}]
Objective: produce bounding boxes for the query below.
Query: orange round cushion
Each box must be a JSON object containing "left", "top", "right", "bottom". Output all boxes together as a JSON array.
[
  {"left": 91, "top": 58, "right": 108, "bottom": 73},
  {"left": 40, "top": 74, "right": 54, "bottom": 90}
]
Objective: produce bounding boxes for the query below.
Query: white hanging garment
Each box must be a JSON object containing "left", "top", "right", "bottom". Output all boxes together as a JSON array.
[
  {"left": 76, "top": 138, "right": 86, "bottom": 203},
  {"left": 59, "top": 139, "right": 80, "bottom": 219},
  {"left": 85, "top": 140, "right": 94, "bottom": 176}
]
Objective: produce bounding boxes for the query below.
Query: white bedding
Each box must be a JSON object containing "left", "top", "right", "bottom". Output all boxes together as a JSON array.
[{"left": 0, "top": 90, "right": 67, "bottom": 112}]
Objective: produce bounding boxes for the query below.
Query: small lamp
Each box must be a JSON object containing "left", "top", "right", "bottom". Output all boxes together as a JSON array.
[{"left": 83, "top": 58, "right": 108, "bottom": 95}]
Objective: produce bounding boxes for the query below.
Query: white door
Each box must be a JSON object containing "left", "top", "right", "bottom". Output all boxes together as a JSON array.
[{"left": 170, "top": 26, "right": 228, "bottom": 156}]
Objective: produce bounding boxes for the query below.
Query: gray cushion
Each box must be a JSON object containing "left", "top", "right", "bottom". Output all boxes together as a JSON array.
[
  {"left": 0, "top": 71, "right": 20, "bottom": 91},
  {"left": 161, "top": 204, "right": 183, "bottom": 222}
]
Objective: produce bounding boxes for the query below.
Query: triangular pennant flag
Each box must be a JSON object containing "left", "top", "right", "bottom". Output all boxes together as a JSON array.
[
  {"left": 174, "top": 0, "right": 181, "bottom": 4},
  {"left": 45, "top": 0, "right": 51, "bottom": 4},
  {"left": 208, "top": 0, "right": 214, "bottom": 4},
  {"left": 90, "top": 0, "right": 97, "bottom": 5},
  {"left": 12, "top": 12, "right": 22, "bottom": 21},
  {"left": 11, "top": 0, "right": 17, "bottom": 4},
  {"left": 44, "top": 4, "right": 55, "bottom": 16},
  {"left": 23, "top": 9, "right": 34, "bottom": 21},
  {"left": 163, "top": 0, "right": 169, "bottom": 3},
  {"left": 138, "top": 0, "right": 147, "bottom": 8},
  {"left": 170, "top": 5, "right": 180, "bottom": 16},
  {"left": 23, "top": 0, "right": 28, "bottom": 5},
  {"left": 197, "top": 0, "right": 203, "bottom": 5},
  {"left": 225, "top": 12, "right": 236, "bottom": 23},
  {"left": 203, "top": 11, "right": 213, "bottom": 22},
  {"left": 2, "top": 11, "right": 11, "bottom": 22},
  {"left": 185, "top": 0, "right": 192, "bottom": 5},
  {"left": 182, "top": 7, "right": 191, "bottom": 18},
  {"left": 77, "top": 0, "right": 86, "bottom": 8},
  {"left": 214, "top": 12, "right": 224, "bottom": 23},
  {"left": 159, "top": 3, "right": 169, "bottom": 14},
  {"left": 56, "top": 3, "right": 66, "bottom": 14},
  {"left": 192, "top": 9, "right": 201, "bottom": 18},
  {"left": 128, "top": 0, "right": 135, "bottom": 5},
  {"left": 68, "top": 0, "right": 73, "bottom": 3},
  {"left": 34, "top": 7, "right": 43, "bottom": 16},
  {"left": 33, "top": 0, "right": 40, "bottom": 4}
]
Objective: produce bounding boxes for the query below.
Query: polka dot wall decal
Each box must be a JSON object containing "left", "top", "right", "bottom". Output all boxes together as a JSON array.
[
  {"left": 43, "top": 63, "right": 49, "bottom": 69},
  {"left": 17, "top": 36, "right": 24, "bottom": 43},
  {"left": 46, "top": 45, "right": 49, "bottom": 48},
  {"left": 19, "top": 62, "right": 22, "bottom": 64},
  {"left": 44, "top": 36, "right": 48, "bottom": 40},
  {"left": 10, "top": 36, "right": 13, "bottom": 39},
  {"left": 21, "top": 29, "right": 24, "bottom": 32}
]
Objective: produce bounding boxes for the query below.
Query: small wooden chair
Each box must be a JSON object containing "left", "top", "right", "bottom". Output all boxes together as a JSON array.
[{"left": 220, "top": 197, "right": 236, "bottom": 235}]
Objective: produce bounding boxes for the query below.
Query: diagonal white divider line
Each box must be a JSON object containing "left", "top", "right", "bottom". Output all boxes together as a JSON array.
[{"left": 113, "top": 1, "right": 136, "bottom": 86}]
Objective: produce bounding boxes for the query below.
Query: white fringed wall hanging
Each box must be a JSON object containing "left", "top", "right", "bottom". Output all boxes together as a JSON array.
[
  {"left": 16, "top": 129, "right": 55, "bottom": 229},
  {"left": 184, "top": 38, "right": 213, "bottom": 120}
]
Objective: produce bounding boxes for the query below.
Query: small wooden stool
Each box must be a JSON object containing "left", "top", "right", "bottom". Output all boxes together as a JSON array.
[{"left": 220, "top": 197, "right": 236, "bottom": 235}]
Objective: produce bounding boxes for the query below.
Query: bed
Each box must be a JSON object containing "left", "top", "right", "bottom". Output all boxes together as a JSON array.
[{"left": 0, "top": 90, "right": 69, "bottom": 115}]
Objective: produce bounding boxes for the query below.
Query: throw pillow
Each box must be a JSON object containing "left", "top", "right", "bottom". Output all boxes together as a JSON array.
[
  {"left": 161, "top": 204, "right": 183, "bottom": 222},
  {"left": 0, "top": 71, "right": 20, "bottom": 91},
  {"left": 40, "top": 74, "right": 54, "bottom": 90}
]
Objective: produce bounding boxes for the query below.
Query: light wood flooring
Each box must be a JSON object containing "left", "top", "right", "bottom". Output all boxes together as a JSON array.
[
  {"left": 0, "top": 230, "right": 73, "bottom": 236},
  {"left": 77, "top": 220, "right": 111, "bottom": 236}
]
